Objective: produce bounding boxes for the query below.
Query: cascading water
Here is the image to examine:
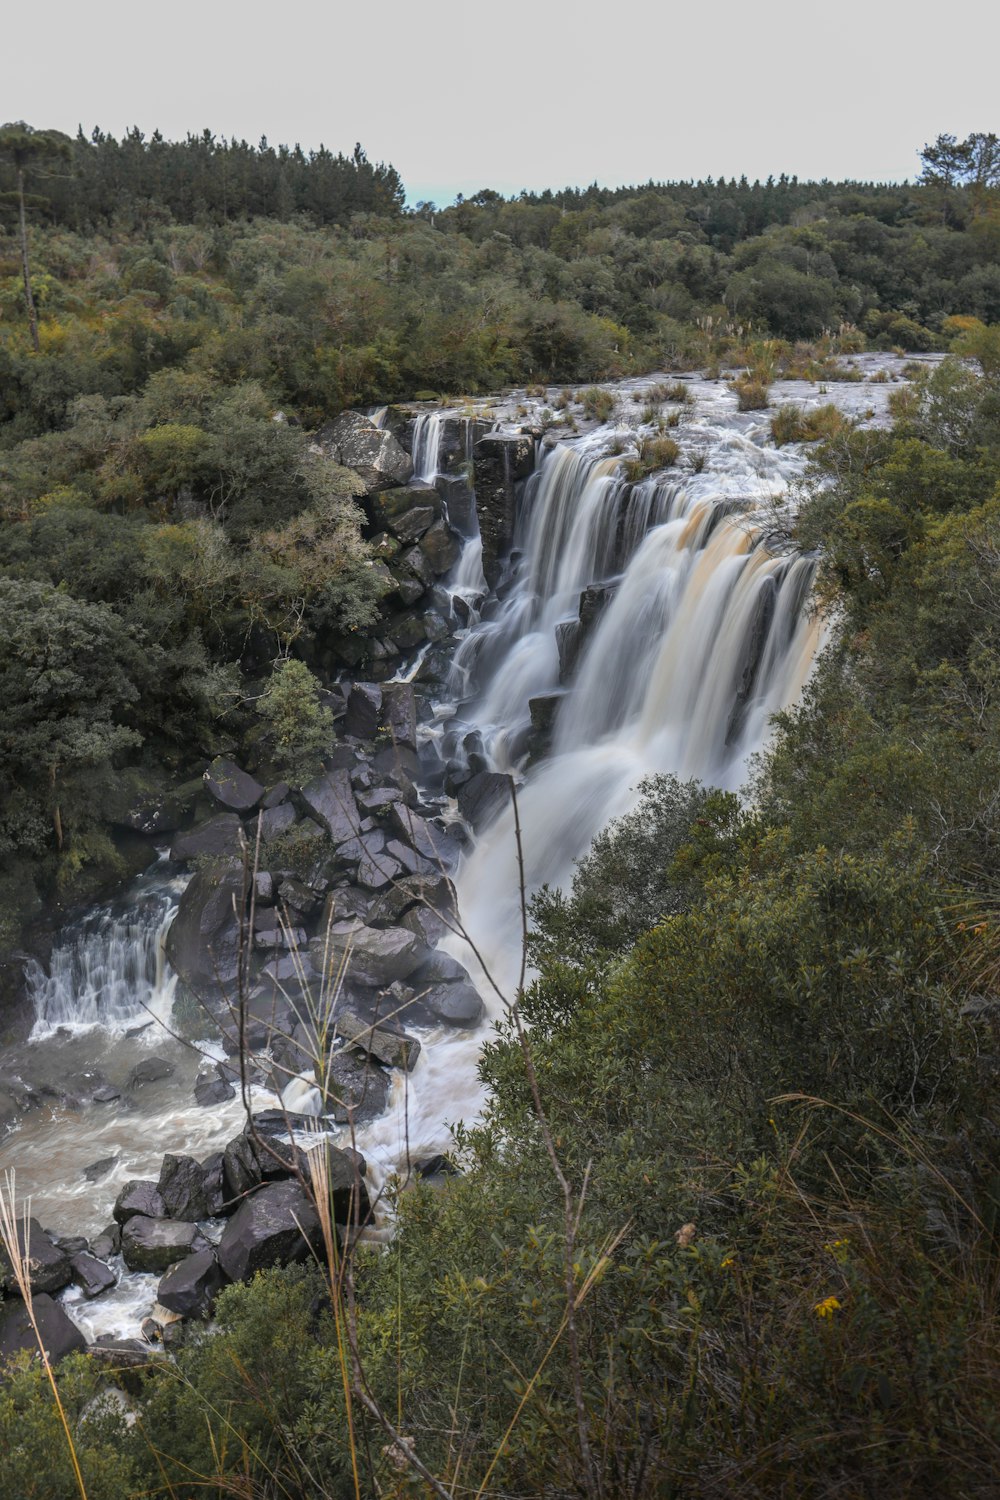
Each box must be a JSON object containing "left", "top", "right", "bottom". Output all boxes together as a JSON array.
[
  {"left": 27, "top": 877, "right": 184, "bottom": 1037},
  {"left": 411, "top": 412, "right": 444, "bottom": 483}
]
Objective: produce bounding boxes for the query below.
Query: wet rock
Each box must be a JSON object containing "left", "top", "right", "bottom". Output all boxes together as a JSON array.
[
  {"left": 87, "top": 1338, "right": 154, "bottom": 1381},
  {"left": 204, "top": 757, "right": 265, "bottom": 813},
  {"left": 223, "top": 1132, "right": 263, "bottom": 1202},
  {"left": 400, "top": 904, "right": 450, "bottom": 946},
  {"left": 113, "top": 1180, "right": 167, "bottom": 1226},
  {"left": 121, "top": 1217, "right": 210, "bottom": 1275},
  {"left": 300, "top": 1143, "right": 371, "bottom": 1224},
  {"left": 83, "top": 1154, "right": 120, "bottom": 1184},
  {"left": 415, "top": 950, "right": 474, "bottom": 986},
  {"left": 165, "top": 864, "right": 246, "bottom": 997},
  {"left": 327, "top": 923, "right": 426, "bottom": 987},
  {"left": 254, "top": 871, "right": 275, "bottom": 904},
  {"left": 158, "top": 1155, "right": 213, "bottom": 1221},
  {"left": 528, "top": 693, "right": 563, "bottom": 760},
  {"left": 92, "top": 1083, "right": 121, "bottom": 1103},
  {"left": 380, "top": 682, "right": 418, "bottom": 752},
  {"left": 0, "top": 1294, "right": 85, "bottom": 1366},
  {"left": 473, "top": 432, "right": 535, "bottom": 588},
  {"left": 194, "top": 1069, "right": 235, "bottom": 1106},
  {"left": 343, "top": 681, "right": 382, "bottom": 739},
  {"left": 55, "top": 1235, "right": 89, "bottom": 1255},
  {"left": 419, "top": 519, "right": 460, "bottom": 575},
  {"left": 0, "top": 1218, "right": 71, "bottom": 1295},
  {"left": 89, "top": 1224, "right": 121, "bottom": 1261},
  {"left": 335, "top": 1010, "right": 421, "bottom": 1071},
  {"left": 457, "top": 770, "right": 513, "bottom": 830},
  {"left": 300, "top": 767, "right": 361, "bottom": 844},
  {"left": 314, "top": 411, "right": 413, "bottom": 494},
  {"left": 262, "top": 781, "right": 292, "bottom": 809},
  {"left": 401, "top": 543, "right": 433, "bottom": 588},
  {"left": 322, "top": 1050, "right": 390, "bottom": 1123},
  {"left": 127, "top": 1056, "right": 175, "bottom": 1089},
  {"left": 70, "top": 1252, "right": 117, "bottom": 1299},
  {"left": 388, "top": 804, "right": 461, "bottom": 870},
  {"left": 158, "top": 1249, "right": 227, "bottom": 1318},
  {"left": 170, "top": 813, "right": 245, "bottom": 863},
  {"left": 201, "top": 1152, "right": 227, "bottom": 1216},
  {"left": 438, "top": 473, "right": 476, "bottom": 534},
  {"left": 416, "top": 981, "right": 485, "bottom": 1028},
  {"left": 217, "top": 1181, "right": 323, "bottom": 1283}
]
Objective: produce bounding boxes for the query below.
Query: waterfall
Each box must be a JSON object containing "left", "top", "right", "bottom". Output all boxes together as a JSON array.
[
  {"left": 27, "top": 879, "right": 183, "bottom": 1037},
  {"left": 411, "top": 412, "right": 444, "bottom": 483},
  {"left": 447, "top": 438, "right": 822, "bottom": 987}
]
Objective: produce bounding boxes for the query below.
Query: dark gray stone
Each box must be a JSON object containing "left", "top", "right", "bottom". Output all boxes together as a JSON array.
[
  {"left": 165, "top": 864, "right": 246, "bottom": 997},
  {"left": 473, "top": 432, "right": 535, "bottom": 587},
  {"left": 83, "top": 1154, "right": 119, "bottom": 1184},
  {"left": 457, "top": 770, "right": 513, "bottom": 830},
  {"left": 300, "top": 768, "right": 361, "bottom": 844},
  {"left": 120, "top": 1217, "right": 210, "bottom": 1274},
  {"left": 113, "top": 1179, "right": 166, "bottom": 1226},
  {"left": 223, "top": 1132, "right": 263, "bottom": 1202},
  {"left": 416, "top": 981, "right": 485, "bottom": 1028},
  {"left": 194, "top": 1070, "right": 236, "bottom": 1106},
  {"left": 158, "top": 1155, "right": 212, "bottom": 1221},
  {"left": 0, "top": 1218, "right": 71, "bottom": 1295},
  {"left": 419, "top": 519, "right": 460, "bottom": 575},
  {"left": 262, "top": 782, "right": 291, "bottom": 809},
  {"left": 0, "top": 1294, "right": 85, "bottom": 1366},
  {"left": 388, "top": 804, "right": 461, "bottom": 870},
  {"left": 335, "top": 1010, "right": 421, "bottom": 1071},
  {"left": 170, "top": 813, "right": 245, "bottom": 863},
  {"left": 343, "top": 682, "right": 382, "bottom": 739},
  {"left": 127, "top": 1056, "right": 175, "bottom": 1089},
  {"left": 204, "top": 757, "right": 265, "bottom": 813},
  {"left": 257, "top": 802, "right": 297, "bottom": 841},
  {"left": 322, "top": 1050, "right": 390, "bottom": 1123},
  {"left": 216, "top": 1181, "right": 323, "bottom": 1283},
  {"left": 370, "top": 483, "right": 442, "bottom": 537},
  {"left": 157, "top": 1249, "right": 226, "bottom": 1318},
  {"left": 380, "top": 682, "right": 418, "bottom": 752},
  {"left": 69, "top": 1252, "right": 117, "bottom": 1299}
]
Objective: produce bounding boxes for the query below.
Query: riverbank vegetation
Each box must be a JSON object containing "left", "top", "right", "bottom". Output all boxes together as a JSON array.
[{"left": 3, "top": 124, "right": 1000, "bottom": 1495}]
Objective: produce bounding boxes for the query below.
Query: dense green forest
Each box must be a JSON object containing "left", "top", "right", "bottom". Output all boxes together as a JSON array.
[{"left": 3, "top": 124, "right": 1000, "bottom": 1496}]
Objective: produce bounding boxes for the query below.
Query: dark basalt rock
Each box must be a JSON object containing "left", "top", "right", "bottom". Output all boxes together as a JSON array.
[
  {"left": 300, "top": 768, "right": 362, "bottom": 844},
  {"left": 223, "top": 1132, "right": 263, "bottom": 1203},
  {"left": 113, "top": 1179, "right": 166, "bottom": 1225},
  {"left": 194, "top": 1069, "right": 235, "bottom": 1106},
  {"left": 170, "top": 813, "right": 245, "bottom": 863},
  {"left": 204, "top": 757, "right": 265, "bottom": 813},
  {"left": 127, "top": 1056, "right": 175, "bottom": 1089},
  {"left": 83, "top": 1154, "right": 120, "bottom": 1184},
  {"left": 0, "top": 1294, "right": 85, "bottom": 1366},
  {"left": 343, "top": 681, "right": 382, "bottom": 739},
  {"left": 216, "top": 1181, "right": 323, "bottom": 1283},
  {"left": 0, "top": 1218, "right": 71, "bottom": 1295},
  {"left": 473, "top": 432, "right": 535, "bottom": 588},
  {"left": 323, "top": 1049, "right": 391, "bottom": 1123},
  {"left": 370, "top": 483, "right": 442, "bottom": 537},
  {"left": 256, "top": 802, "right": 297, "bottom": 841},
  {"left": 419, "top": 519, "right": 460, "bottom": 575},
  {"left": 457, "top": 770, "right": 513, "bottom": 830},
  {"left": 335, "top": 1010, "right": 421, "bottom": 1071},
  {"left": 89, "top": 1223, "right": 120, "bottom": 1261},
  {"left": 380, "top": 681, "right": 418, "bottom": 752},
  {"left": 120, "top": 1216, "right": 210, "bottom": 1274},
  {"left": 69, "top": 1252, "right": 117, "bottom": 1299},
  {"left": 158, "top": 1154, "right": 213, "bottom": 1221},
  {"left": 165, "top": 863, "right": 246, "bottom": 997},
  {"left": 324, "top": 922, "right": 426, "bottom": 987},
  {"left": 158, "top": 1249, "right": 227, "bottom": 1318},
  {"left": 416, "top": 981, "right": 485, "bottom": 1028},
  {"left": 388, "top": 803, "right": 461, "bottom": 870}
]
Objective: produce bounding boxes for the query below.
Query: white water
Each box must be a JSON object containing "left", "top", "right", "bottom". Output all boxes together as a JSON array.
[
  {"left": 1, "top": 363, "right": 916, "bottom": 1337},
  {"left": 411, "top": 412, "right": 444, "bottom": 483}
]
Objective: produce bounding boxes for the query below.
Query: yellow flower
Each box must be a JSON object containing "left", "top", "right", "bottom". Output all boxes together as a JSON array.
[
  {"left": 720, "top": 1255, "right": 736, "bottom": 1269},
  {"left": 814, "top": 1296, "right": 842, "bottom": 1319}
]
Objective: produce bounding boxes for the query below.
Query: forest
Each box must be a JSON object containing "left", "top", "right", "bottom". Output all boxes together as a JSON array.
[{"left": 1, "top": 123, "right": 1000, "bottom": 1496}]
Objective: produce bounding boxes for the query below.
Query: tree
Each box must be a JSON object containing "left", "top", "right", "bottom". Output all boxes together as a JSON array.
[{"left": 0, "top": 122, "right": 72, "bottom": 351}]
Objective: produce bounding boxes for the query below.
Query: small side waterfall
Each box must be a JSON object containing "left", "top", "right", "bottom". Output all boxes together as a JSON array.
[
  {"left": 411, "top": 412, "right": 444, "bottom": 483},
  {"left": 26, "top": 880, "right": 183, "bottom": 1037}
]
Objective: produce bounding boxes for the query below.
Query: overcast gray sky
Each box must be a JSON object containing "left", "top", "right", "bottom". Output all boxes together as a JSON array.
[{"left": 6, "top": 0, "right": 997, "bottom": 205}]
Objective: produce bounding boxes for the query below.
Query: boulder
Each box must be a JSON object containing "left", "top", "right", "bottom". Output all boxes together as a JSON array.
[
  {"left": 335, "top": 1010, "right": 421, "bottom": 1071},
  {"left": 158, "top": 1154, "right": 212, "bottom": 1221},
  {"left": 457, "top": 770, "right": 513, "bottom": 830},
  {"left": 473, "top": 432, "right": 535, "bottom": 588},
  {"left": 127, "top": 1055, "right": 175, "bottom": 1089},
  {"left": 343, "top": 681, "right": 382, "bottom": 740},
  {"left": 300, "top": 768, "right": 362, "bottom": 844},
  {"left": 370, "top": 483, "right": 442, "bottom": 538},
  {"left": 416, "top": 981, "right": 485, "bottom": 1028},
  {"left": 83, "top": 1155, "right": 119, "bottom": 1184},
  {"left": 204, "top": 758, "right": 265, "bottom": 813},
  {"left": 69, "top": 1252, "right": 117, "bottom": 1299},
  {"left": 165, "top": 864, "right": 246, "bottom": 997},
  {"left": 216, "top": 1181, "right": 323, "bottom": 1283},
  {"left": 120, "top": 1216, "right": 210, "bottom": 1274},
  {"left": 322, "top": 1049, "right": 390, "bottom": 1123},
  {"left": 0, "top": 1218, "right": 71, "bottom": 1295},
  {"left": 438, "top": 472, "right": 477, "bottom": 535},
  {"left": 89, "top": 1224, "right": 120, "bottom": 1261},
  {"left": 194, "top": 1069, "right": 236, "bottom": 1106},
  {"left": 315, "top": 412, "right": 413, "bottom": 494},
  {"left": 419, "top": 519, "right": 460, "bottom": 575},
  {"left": 328, "top": 923, "right": 425, "bottom": 987},
  {"left": 0, "top": 1294, "right": 85, "bottom": 1367},
  {"left": 400, "top": 903, "right": 449, "bottom": 946},
  {"left": 256, "top": 802, "right": 297, "bottom": 841},
  {"left": 380, "top": 682, "right": 418, "bottom": 752},
  {"left": 113, "top": 1179, "right": 166, "bottom": 1226},
  {"left": 223, "top": 1132, "right": 263, "bottom": 1203},
  {"left": 157, "top": 1249, "right": 226, "bottom": 1318},
  {"left": 170, "top": 813, "right": 245, "bottom": 863},
  {"left": 388, "top": 804, "right": 461, "bottom": 870}
]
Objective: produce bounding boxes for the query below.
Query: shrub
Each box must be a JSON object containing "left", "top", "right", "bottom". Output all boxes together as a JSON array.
[
  {"left": 771, "top": 402, "right": 851, "bottom": 447},
  {"left": 732, "top": 375, "right": 770, "bottom": 410}
]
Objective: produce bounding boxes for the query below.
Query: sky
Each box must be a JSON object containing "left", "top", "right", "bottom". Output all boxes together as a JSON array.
[{"left": 6, "top": 0, "right": 998, "bottom": 206}]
